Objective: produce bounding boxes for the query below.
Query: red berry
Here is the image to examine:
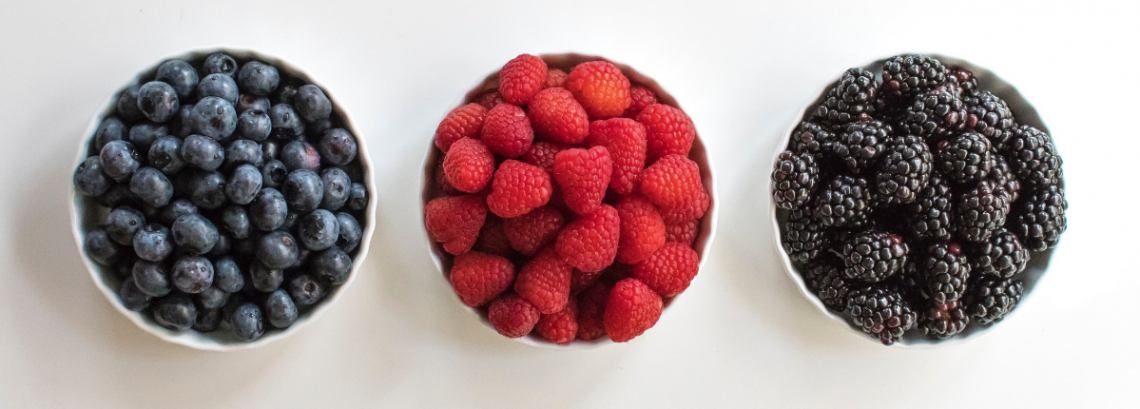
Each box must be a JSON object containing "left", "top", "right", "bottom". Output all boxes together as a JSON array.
[
  {"left": 586, "top": 118, "right": 647, "bottom": 195},
  {"left": 631, "top": 242, "right": 699, "bottom": 298},
  {"left": 544, "top": 68, "right": 568, "bottom": 89},
  {"left": 566, "top": 61, "right": 631, "bottom": 119},
  {"left": 434, "top": 160, "right": 460, "bottom": 196},
  {"left": 575, "top": 281, "right": 610, "bottom": 341},
  {"left": 665, "top": 219, "right": 698, "bottom": 246},
  {"left": 604, "top": 278, "right": 663, "bottom": 342},
  {"left": 486, "top": 160, "right": 552, "bottom": 218},
  {"left": 499, "top": 54, "right": 547, "bottom": 106},
  {"left": 536, "top": 299, "right": 578, "bottom": 345},
  {"left": 527, "top": 87, "right": 590, "bottom": 144},
  {"left": 570, "top": 268, "right": 602, "bottom": 295},
  {"left": 474, "top": 215, "right": 513, "bottom": 256},
  {"left": 434, "top": 103, "right": 487, "bottom": 153},
  {"left": 502, "top": 206, "right": 565, "bottom": 256},
  {"left": 425, "top": 195, "right": 488, "bottom": 255},
  {"left": 520, "top": 141, "right": 569, "bottom": 176},
  {"left": 615, "top": 195, "right": 666, "bottom": 264},
  {"left": 475, "top": 91, "right": 504, "bottom": 110},
  {"left": 637, "top": 104, "right": 696, "bottom": 161},
  {"left": 622, "top": 85, "right": 657, "bottom": 118},
  {"left": 514, "top": 248, "right": 573, "bottom": 314},
  {"left": 488, "top": 293, "right": 541, "bottom": 338},
  {"left": 449, "top": 252, "right": 515, "bottom": 307},
  {"left": 658, "top": 187, "right": 710, "bottom": 224},
  {"left": 639, "top": 154, "right": 704, "bottom": 208},
  {"left": 481, "top": 104, "right": 534, "bottom": 158},
  {"left": 442, "top": 138, "right": 495, "bottom": 193},
  {"left": 555, "top": 204, "right": 620, "bottom": 272},
  {"left": 553, "top": 146, "right": 612, "bottom": 215}
]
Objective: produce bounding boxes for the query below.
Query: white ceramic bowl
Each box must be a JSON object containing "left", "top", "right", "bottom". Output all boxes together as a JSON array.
[
  {"left": 71, "top": 48, "right": 377, "bottom": 351},
  {"left": 769, "top": 54, "right": 1060, "bottom": 348},
  {"left": 421, "top": 53, "right": 718, "bottom": 348}
]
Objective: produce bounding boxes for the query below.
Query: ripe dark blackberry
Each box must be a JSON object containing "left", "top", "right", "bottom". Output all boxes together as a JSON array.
[
  {"left": 903, "top": 90, "right": 967, "bottom": 140},
  {"left": 986, "top": 154, "right": 1021, "bottom": 202},
  {"left": 815, "top": 68, "right": 878, "bottom": 127},
  {"left": 936, "top": 132, "right": 993, "bottom": 184},
  {"left": 1010, "top": 184, "right": 1068, "bottom": 251},
  {"left": 918, "top": 242, "right": 971, "bottom": 304},
  {"left": 921, "top": 300, "right": 969, "bottom": 339},
  {"left": 772, "top": 151, "right": 819, "bottom": 210},
  {"left": 907, "top": 175, "right": 954, "bottom": 241},
  {"left": 782, "top": 209, "right": 829, "bottom": 265},
  {"left": 956, "top": 180, "right": 1012, "bottom": 242},
  {"left": 881, "top": 54, "right": 949, "bottom": 99},
  {"left": 965, "top": 275, "right": 1023, "bottom": 325},
  {"left": 963, "top": 91, "right": 1015, "bottom": 148},
  {"left": 845, "top": 285, "right": 917, "bottom": 345},
  {"left": 812, "top": 175, "right": 872, "bottom": 228},
  {"left": 937, "top": 66, "right": 978, "bottom": 97},
  {"left": 831, "top": 120, "right": 891, "bottom": 172},
  {"left": 789, "top": 121, "right": 836, "bottom": 157},
  {"left": 803, "top": 261, "right": 850, "bottom": 312},
  {"left": 1005, "top": 125, "right": 1063, "bottom": 187},
  {"left": 874, "top": 135, "right": 933, "bottom": 204},
  {"left": 840, "top": 231, "right": 909, "bottom": 283},
  {"left": 968, "top": 228, "right": 1029, "bottom": 278}
]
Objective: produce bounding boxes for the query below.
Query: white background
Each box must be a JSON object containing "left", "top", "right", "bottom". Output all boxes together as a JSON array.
[{"left": 1, "top": 0, "right": 1137, "bottom": 408}]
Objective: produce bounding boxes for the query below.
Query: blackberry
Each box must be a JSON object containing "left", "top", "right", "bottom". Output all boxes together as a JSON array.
[
  {"left": 803, "top": 261, "right": 850, "bottom": 312},
  {"left": 1010, "top": 184, "right": 1067, "bottom": 251},
  {"left": 921, "top": 301, "right": 969, "bottom": 339},
  {"left": 937, "top": 66, "right": 978, "bottom": 97},
  {"left": 986, "top": 155, "right": 1021, "bottom": 202},
  {"left": 812, "top": 175, "right": 872, "bottom": 228},
  {"left": 955, "top": 180, "right": 1011, "bottom": 242},
  {"left": 887, "top": 260, "right": 923, "bottom": 306},
  {"left": 772, "top": 151, "right": 819, "bottom": 210},
  {"left": 831, "top": 120, "right": 891, "bottom": 172},
  {"left": 782, "top": 209, "right": 829, "bottom": 265},
  {"left": 968, "top": 228, "right": 1029, "bottom": 278},
  {"left": 963, "top": 91, "right": 1015, "bottom": 148},
  {"left": 881, "top": 54, "right": 948, "bottom": 99},
  {"left": 815, "top": 68, "right": 878, "bottom": 126},
  {"left": 845, "top": 285, "right": 917, "bottom": 345},
  {"left": 902, "top": 90, "right": 966, "bottom": 140},
  {"left": 874, "top": 135, "right": 933, "bottom": 204},
  {"left": 965, "top": 275, "right": 1023, "bottom": 325},
  {"left": 907, "top": 175, "right": 954, "bottom": 241},
  {"left": 936, "top": 132, "right": 992, "bottom": 184},
  {"left": 840, "top": 231, "right": 909, "bottom": 283},
  {"left": 789, "top": 121, "right": 836, "bottom": 156},
  {"left": 1005, "top": 125, "right": 1063, "bottom": 187},
  {"left": 918, "top": 242, "right": 971, "bottom": 304}
]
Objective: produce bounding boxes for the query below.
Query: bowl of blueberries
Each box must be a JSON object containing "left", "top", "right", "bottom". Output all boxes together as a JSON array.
[{"left": 71, "top": 49, "right": 375, "bottom": 350}]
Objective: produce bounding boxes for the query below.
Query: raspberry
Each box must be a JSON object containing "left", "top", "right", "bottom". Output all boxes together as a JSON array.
[
  {"left": 442, "top": 138, "right": 495, "bottom": 193},
  {"left": 502, "top": 206, "right": 565, "bottom": 256},
  {"left": 487, "top": 293, "right": 541, "bottom": 338},
  {"left": 637, "top": 104, "right": 696, "bottom": 162},
  {"left": 586, "top": 118, "right": 648, "bottom": 195},
  {"left": 658, "top": 187, "right": 710, "bottom": 224},
  {"left": 527, "top": 87, "right": 590, "bottom": 144},
  {"left": 570, "top": 268, "right": 603, "bottom": 294},
  {"left": 434, "top": 103, "right": 487, "bottom": 153},
  {"left": 424, "top": 195, "right": 488, "bottom": 255},
  {"left": 603, "top": 278, "right": 663, "bottom": 342},
  {"left": 631, "top": 242, "right": 699, "bottom": 297},
  {"left": 481, "top": 104, "right": 534, "bottom": 158},
  {"left": 434, "top": 160, "right": 460, "bottom": 195},
  {"left": 553, "top": 146, "right": 613, "bottom": 215},
  {"left": 555, "top": 204, "right": 620, "bottom": 272},
  {"left": 486, "top": 160, "right": 552, "bottom": 218},
  {"left": 575, "top": 281, "right": 611, "bottom": 341},
  {"left": 474, "top": 90, "right": 504, "bottom": 110},
  {"left": 544, "top": 68, "right": 568, "bottom": 89},
  {"left": 536, "top": 299, "right": 578, "bottom": 345},
  {"left": 520, "top": 141, "right": 569, "bottom": 176},
  {"left": 615, "top": 195, "right": 666, "bottom": 264},
  {"left": 474, "top": 216, "right": 512, "bottom": 256},
  {"left": 566, "top": 61, "right": 632, "bottom": 118},
  {"left": 514, "top": 248, "right": 573, "bottom": 314},
  {"left": 448, "top": 252, "right": 515, "bottom": 307},
  {"left": 639, "top": 154, "right": 703, "bottom": 208},
  {"left": 665, "top": 219, "right": 698, "bottom": 246},
  {"left": 498, "top": 54, "right": 547, "bottom": 106},
  {"left": 623, "top": 85, "right": 657, "bottom": 118}
]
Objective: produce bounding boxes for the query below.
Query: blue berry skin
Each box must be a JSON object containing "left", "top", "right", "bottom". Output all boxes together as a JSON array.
[
  {"left": 318, "top": 128, "right": 358, "bottom": 167},
  {"left": 202, "top": 52, "right": 238, "bottom": 78},
  {"left": 137, "top": 81, "right": 180, "bottom": 123},
  {"left": 95, "top": 184, "right": 140, "bottom": 209},
  {"left": 185, "top": 170, "right": 227, "bottom": 210},
  {"left": 347, "top": 182, "right": 368, "bottom": 211},
  {"left": 230, "top": 302, "right": 265, "bottom": 341},
  {"left": 288, "top": 274, "right": 326, "bottom": 306},
  {"left": 170, "top": 105, "right": 195, "bottom": 137},
  {"left": 158, "top": 198, "right": 197, "bottom": 225},
  {"left": 180, "top": 135, "right": 225, "bottom": 171},
  {"left": 130, "top": 167, "right": 174, "bottom": 208},
  {"left": 237, "top": 61, "right": 280, "bottom": 96},
  {"left": 221, "top": 205, "right": 251, "bottom": 239},
  {"left": 256, "top": 231, "right": 299, "bottom": 270},
  {"left": 297, "top": 209, "right": 340, "bottom": 251},
  {"left": 294, "top": 84, "right": 332, "bottom": 123},
  {"left": 250, "top": 188, "right": 288, "bottom": 231},
  {"left": 197, "top": 73, "right": 240, "bottom": 105},
  {"left": 236, "top": 94, "right": 271, "bottom": 114},
  {"left": 133, "top": 223, "right": 173, "bottom": 262},
  {"left": 85, "top": 228, "right": 121, "bottom": 266},
  {"left": 128, "top": 123, "right": 167, "bottom": 150},
  {"left": 119, "top": 277, "right": 153, "bottom": 311},
  {"left": 190, "top": 97, "right": 238, "bottom": 141},
  {"left": 335, "top": 212, "right": 362, "bottom": 253},
  {"left": 94, "top": 118, "right": 127, "bottom": 152},
  {"left": 74, "top": 156, "right": 112, "bottom": 197},
  {"left": 172, "top": 255, "right": 214, "bottom": 294},
  {"left": 225, "top": 140, "right": 264, "bottom": 169},
  {"left": 197, "top": 286, "right": 228, "bottom": 309},
  {"left": 172, "top": 214, "right": 219, "bottom": 255},
  {"left": 100, "top": 140, "right": 140, "bottom": 182},
  {"left": 131, "top": 259, "right": 172, "bottom": 297},
  {"left": 307, "top": 118, "right": 333, "bottom": 138},
  {"left": 225, "top": 164, "right": 263, "bottom": 205},
  {"left": 260, "top": 159, "right": 288, "bottom": 189},
  {"left": 283, "top": 169, "right": 324, "bottom": 213},
  {"left": 213, "top": 257, "right": 244, "bottom": 293},
  {"left": 148, "top": 136, "right": 185, "bottom": 175},
  {"left": 155, "top": 60, "right": 199, "bottom": 100},
  {"left": 116, "top": 84, "right": 145, "bottom": 123},
  {"left": 236, "top": 109, "right": 272, "bottom": 141},
  {"left": 250, "top": 261, "right": 285, "bottom": 293},
  {"left": 281, "top": 141, "right": 321, "bottom": 172},
  {"left": 105, "top": 206, "right": 145, "bottom": 246},
  {"left": 154, "top": 295, "right": 198, "bottom": 331},
  {"left": 319, "top": 168, "right": 350, "bottom": 211},
  {"left": 192, "top": 308, "right": 222, "bottom": 332},
  {"left": 207, "top": 234, "right": 232, "bottom": 258},
  {"left": 264, "top": 289, "right": 298, "bottom": 329},
  {"left": 269, "top": 104, "right": 306, "bottom": 140},
  {"left": 310, "top": 247, "right": 352, "bottom": 285}
]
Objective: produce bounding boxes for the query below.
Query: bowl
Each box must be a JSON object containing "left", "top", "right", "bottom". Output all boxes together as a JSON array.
[
  {"left": 71, "top": 48, "right": 377, "bottom": 351},
  {"left": 421, "top": 53, "right": 718, "bottom": 348},
  {"left": 769, "top": 54, "right": 1060, "bottom": 348}
]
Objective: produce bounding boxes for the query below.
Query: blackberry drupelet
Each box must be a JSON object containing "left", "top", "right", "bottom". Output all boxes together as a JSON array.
[
  {"left": 782, "top": 209, "right": 829, "bottom": 265},
  {"left": 1005, "top": 125, "right": 1063, "bottom": 187},
  {"left": 813, "top": 175, "right": 872, "bottom": 228},
  {"left": 903, "top": 90, "right": 967, "bottom": 140},
  {"left": 816, "top": 68, "right": 878, "bottom": 127},
  {"left": 772, "top": 151, "right": 819, "bottom": 210},
  {"left": 918, "top": 242, "right": 971, "bottom": 304},
  {"left": 1011, "top": 184, "right": 1067, "bottom": 251},
  {"left": 875, "top": 135, "right": 933, "bottom": 204},
  {"left": 907, "top": 175, "right": 954, "bottom": 240},
  {"left": 955, "top": 180, "right": 1011, "bottom": 242},
  {"left": 968, "top": 228, "right": 1029, "bottom": 278},
  {"left": 845, "top": 285, "right": 917, "bottom": 345},
  {"left": 840, "top": 230, "right": 909, "bottom": 283},
  {"left": 803, "top": 261, "right": 850, "bottom": 312},
  {"left": 789, "top": 121, "right": 836, "bottom": 157},
  {"left": 936, "top": 132, "right": 992, "bottom": 184},
  {"left": 963, "top": 91, "right": 1015, "bottom": 148},
  {"left": 965, "top": 275, "right": 1023, "bottom": 325},
  {"left": 881, "top": 54, "right": 948, "bottom": 99},
  {"left": 921, "top": 301, "right": 969, "bottom": 339},
  {"left": 831, "top": 120, "right": 892, "bottom": 172},
  {"left": 937, "top": 66, "right": 978, "bottom": 97},
  {"left": 986, "top": 155, "right": 1021, "bottom": 202}
]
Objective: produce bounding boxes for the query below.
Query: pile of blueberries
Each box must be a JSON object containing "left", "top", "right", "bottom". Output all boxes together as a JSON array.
[{"left": 73, "top": 52, "right": 369, "bottom": 342}]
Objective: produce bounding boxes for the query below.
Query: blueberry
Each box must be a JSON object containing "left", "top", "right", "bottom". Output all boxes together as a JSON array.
[
  {"left": 116, "top": 84, "right": 145, "bottom": 123},
  {"left": 283, "top": 169, "right": 323, "bottom": 213},
  {"left": 307, "top": 118, "right": 333, "bottom": 138},
  {"left": 294, "top": 84, "right": 332, "bottom": 123},
  {"left": 128, "top": 122, "right": 167, "bottom": 150},
  {"left": 297, "top": 209, "right": 339, "bottom": 251},
  {"left": 157, "top": 198, "right": 197, "bottom": 225},
  {"left": 256, "top": 231, "right": 299, "bottom": 269},
  {"left": 335, "top": 212, "right": 362, "bottom": 252},
  {"left": 347, "top": 182, "right": 368, "bottom": 211},
  {"left": 250, "top": 188, "right": 287, "bottom": 231},
  {"left": 170, "top": 105, "right": 194, "bottom": 137},
  {"left": 288, "top": 274, "right": 326, "bottom": 306},
  {"left": 185, "top": 170, "right": 227, "bottom": 210},
  {"left": 212, "top": 257, "right": 244, "bottom": 293},
  {"left": 281, "top": 211, "right": 300, "bottom": 231},
  {"left": 129, "top": 167, "right": 174, "bottom": 208},
  {"left": 236, "top": 109, "right": 272, "bottom": 141},
  {"left": 180, "top": 135, "right": 225, "bottom": 171},
  {"left": 274, "top": 83, "right": 301, "bottom": 105},
  {"left": 318, "top": 128, "right": 358, "bottom": 167},
  {"left": 171, "top": 214, "right": 219, "bottom": 255},
  {"left": 84, "top": 228, "right": 121, "bottom": 266},
  {"left": 250, "top": 261, "right": 285, "bottom": 293},
  {"left": 225, "top": 140, "right": 264, "bottom": 168},
  {"left": 260, "top": 159, "right": 288, "bottom": 189},
  {"left": 119, "top": 277, "right": 153, "bottom": 311},
  {"left": 281, "top": 141, "right": 321, "bottom": 172},
  {"left": 197, "top": 286, "right": 228, "bottom": 309},
  {"left": 225, "top": 164, "right": 263, "bottom": 205},
  {"left": 262, "top": 140, "right": 280, "bottom": 161},
  {"left": 94, "top": 117, "right": 127, "bottom": 151},
  {"left": 190, "top": 97, "right": 238, "bottom": 141},
  {"left": 137, "top": 81, "right": 180, "bottom": 123},
  {"left": 196, "top": 73, "right": 240, "bottom": 105},
  {"left": 319, "top": 168, "right": 350, "bottom": 211},
  {"left": 192, "top": 308, "right": 222, "bottom": 332},
  {"left": 310, "top": 247, "right": 352, "bottom": 285},
  {"left": 100, "top": 140, "right": 140, "bottom": 182},
  {"left": 230, "top": 302, "right": 265, "bottom": 341},
  {"left": 74, "top": 156, "right": 112, "bottom": 197},
  {"left": 264, "top": 289, "right": 298, "bottom": 329},
  {"left": 154, "top": 295, "right": 198, "bottom": 331},
  {"left": 133, "top": 223, "right": 173, "bottom": 262},
  {"left": 147, "top": 136, "right": 185, "bottom": 174},
  {"left": 131, "top": 259, "right": 172, "bottom": 297},
  {"left": 218, "top": 206, "right": 250, "bottom": 240},
  {"left": 155, "top": 60, "right": 199, "bottom": 100},
  {"left": 94, "top": 183, "right": 138, "bottom": 208},
  {"left": 208, "top": 234, "right": 232, "bottom": 258},
  {"left": 269, "top": 104, "right": 306, "bottom": 140},
  {"left": 202, "top": 52, "right": 237, "bottom": 78},
  {"left": 236, "top": 94, "right": 271, "bottom": 114},
  {"left": 105, "top": 206, "right": 145, "bottom": 246},
  {"left": 237, "top": 61, "right": 279, "bottom": 96},
  {"left": 172, "top": 255, "right": 214, "bottom": 293}
]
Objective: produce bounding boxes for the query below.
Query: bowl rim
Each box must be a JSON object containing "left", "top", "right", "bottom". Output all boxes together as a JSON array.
[{"left": 70, "top": 47, "right": 378, "bottom": 351}]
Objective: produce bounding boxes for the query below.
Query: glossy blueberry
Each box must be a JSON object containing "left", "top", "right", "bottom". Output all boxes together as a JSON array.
[
  {"left": 119, "top": 277, "right": 152, "bottom": 311},
  {"left": 288, "top": 274, "right": 326, "bottom": 306},
  {"left": 197, "top": 73, "right": 239, "bottom": 105},
  {"left": 170, "top": 105, "right": 194, "bottom": 137},
  {"left": 74, "top": 156, "right": 112, "bottom": 197},
  {"left": 133, "top": 223, "right": 173, "bottom": 262},
  {"left": 336, "top": 212, "right": 362, "bottom": 253},
  {"left": 310, "top": 247, "right": 352, "bottom": 285},
  {"left": 236, "top": 94, "right": 270, "bottom": 114},
  {"left": 116, "top": 84, "right": 145, "bottom": 123},
  {"left": 190, "top": 97, "right": 238, "bottom": 141},
  {"left": 225, "top": 140, "right": 264, "bottom": 169},
  {"left": 137, "top": 81, "right": 180, "bottom": 123},
  {"left": 197, "top": 286, "right": 228, "bottom": 309},
  {"left": 171, "top": 214, "right": 219, "bottom": 255},
  {"left": 154, "top": 295, "right": 198, "bottom": 331},
  {"left": 237, "top": 61, "right": 279, "bottom": 96},
  {"left": 230, "top": 302, "right": 265, "bottom": 341},
  {"left": 250, "top": 261, "right": 285, "bottom": 293},
  {"left": 236, "top": 109, "right": 272, "bottom": 141},
  {"left": 293, "top": 84, "right": 332, "bottom": 122},
  {"left": 280, "top": 141, "right": 321, "bottom": 172},
  {"left": 319, "top": 168, "right": 350, "bottom": 211},
  {"left": 128, "top": 122, "right": 167, "bottom": 150},
  {"left": 250, "top": 188, "right": 287, "bottom": 231},
  {"left": 158, "top": 198, "right": 197, "bottom": 225},
  {"left": 185, "top": 170, "right": 227, "bottom": 209},
  {"left": 94, "top": 117, "right": 127, "bottom": 151},
  {"left": 95, "top": 184, "right": 139, "bottom": 209},
  {"left": 85, "top": 228, "right": 121, "bottom": 266},
  {"left": 192, "top": 308, "right": 222, "bottom": 332},
  {"left": 297, "top": 209, "right": 339, "bottom": 251},
  {"left": 225, "top": 164, "right": 263, "bottom": 205},
  {"left": 260, "top": 159, "right": 288, "bottom": 189},
  {"left": 129, "top": 167, "right": 174, "bottom": 208},
  {"left": 147, "top": 136, "right": 185, "bottom": 175},
  {"left": 283, "top": 169, "right": 323, "bottom": 213},
  {"left": 347, "top": 182, "right": 368, "bottom": 211},
  {"left": 100, "top": 140, "right": 140, "bottom": 182},
  {"left": 264, "top": 289, "right": 298, "bottom": 329},
  {"left": 219, "top": 206, "right": 251, "bottom": 240},
  {"left": 307, "top": 118, "right": 333, "bottom": 138},
  {"left": 208, "top": 234, "right": 232, "bottom": 258},
  {"left": 202, "top": 52, "right": 237, "bottom": 78},
  {"left": 172, "top": 255, "right": 214, "bottom": 294},
  {"left": 180, "top": 135, "right": 224, "bottom": 171},
  {"left": 105, "top": 206, "right": 145, "bottom": 246},
  {"left": 256, "top": 231, "right": 299, "bottom": 270},
  {"left": 131, "top": 259, "right": 172, "bottom": 297},
  {"left": 269, "top": 104, "right": 306, "bottom": 139},
  {"left": 155, "top": 59, "right": 199, "bottom": 100},
  {"left": 318, "top": 128, "right": 358, "bottom": 167},
  {"left": 262, "top": 140, "right": 280, "bottom": 161},
  {"left": 213, "top": 257, "right": 244, "bottom": 293}
]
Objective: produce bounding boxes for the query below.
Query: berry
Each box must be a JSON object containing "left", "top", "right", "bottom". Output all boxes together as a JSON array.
[
  {"left": 803, "top": 262, "right": 850, "bottom": 312},
  {"left": 335, "top": 212, "right": 363, "bottom": 252},
  {"left": 1010, "top": 184, "right": 1067, "bottom": 251},
  {"left": 297, "top": 209, "right": 340, "bottom": 251},
  {"left": 294, "top": 84, "right": 331, "bottom": 123},
  {"left": 781, "top": 209, "right": 828, "bottom": 265},
  {"left": 487, "top": 293, "right": 541, "bottom": 338},
  {"left": 237, "top": 61, "right": 280, "bottom": 96},
  {"left": 289, "top": 274, "right": 326, "bottom": 306},
  {"left": 269, "top": 104, "right": 306, "bottom": 140},
  {"left": 319, "top": 168, "right": 350, "bottom": 211},
  {"left": 903, "top": 90, "right": 967, "bottom": 140},
  {"left": 586, "top": 118, "right": 648, "bottom": 195},
  {"left": 154, "top": 295, "right": 198, "bottom": 331},
  {"left": 133, "top": 223, "right": 174, "bottom": 262},
  {"left": 789, "top": 121, "right": 836, "bottom": 156},
  {"left": 180, "top": 135, "right": 225, "bottom": 171},
  {"left": 831, "top": 120, "right": 890, "bottom": 172},
  {"left": 250, "top": 188, "right": 288, "bottom": 231},
  {"left": 212, "top": 257, "right": 244, "bottom": 293},
  {"left": 576, "top": 282, "right": 610, "bottom": 341},
  {"left": 520, "top": 141, "right": 569, "bottom": 176},
  {"left": 631, "top": 242, "right": 699, "bottom": 298},
  {"left": 197, "top": 73, "right": 239, "bottom": 105},
  {"left": 128, "top": 122, "right": 166, "bottom": 150},
  {"left": 132, "top": 260, "right": 172, "bottom": 297},
  {"left": 841, "top": 231, "right": 909, "bottom": 283},
  {"left": 347, "top": 182, "right": 369, "bottom": 211},
  {"left": 434, "top": 103, "right": 487, "bottom": 152},
  {"left": 230, "top": 302, "right": 265, "bottom": 341},
  {"left": 969, "top": 228, "right": 1029, "bottom": 279},
  {"left": 639, "top": 154, "right": 703, "bottom": 208},
  {"left": 172, "top": 255, "right": 214, "bottom": 294},
  {"left": 119, "top": 277, "right": 153, "bottom": 312},
  {"left": 527, "top": 87, "right": 590, "bottom": 144},
  {"left": 940, "top": 66, "right": 978, "bottom": 96},
  {"left": 555, "top": 205, "right": 620, "bottom": 273},
  {"left": 604, "top": 278, "right": 663, "bottom": 342},
  {"left": 881, "top": 54, "right": 948, "bottom": 98},
  {"left": 498, "top": 54, "right": 547, "bottom": 106},
  {"left": 156, "top": 60, "right": 199, "bottom": 99},
  {"left": 566, "top": 61, "right": 631, "bottom": 118},
  {"left": 225, "top": 139, "right": 265, "bottom": 169},
  {"left": 987, "top": 155, "right": 1021, "bottom": 202},
  {"left": 309, "top": 247, "right": 353, "bottom": 285},
  {"left": 963, "top": 91, "right": 1015, "bottom": 147},
  {"left": 190, "top": 97, "right": 238, "bottom": 141},
  {"left": 473, "top": 215, "right": 512, "bottom": 255},
  {"left": 449, "top": 252, "right": 515, "bottom": 307},
  {"left": 514, "top": 248, "right": 574, "bottom": 314},
  {"left": 442, "top": 138, "right": 495, "bottom": 194},
  {"left": 100, "top": 140, "right": 140, "bottom": 182},
  {"left": 317, "top": 128, "right": 358, "bottom": 167},
  {"left": 481, "top": 104, "right": 534, "bottom": 158},
  {"left": 486, "top": 160, "right": 553, "bottom": 218},
  {"left": 184, "top": 169, "right": 227, "bottom": 209},
  {"left": 955, "top": 180, "right": 1011, "bottom": 242},
  {"left": 615, "top": 195, "right": 667, "bottom": 264},
  {"left": 815, "top": 68, "right": 877, "bottom": 126},
  {"left": 172, "top": 214, "right": 220, "bottom": 255},
  {"left": 94, "top": 118, "right": 127, "bottom": 151},
  {"left": 74, "top": 157, "right": 112, "bottom": 197},
  {"left": 812, "top": 175, "right": 872, "bottom": 228},
  {"left": 665, "top": 219, "right": 698, "bottom": 246},
  {"left": 265, "top": 289, "right": 298, "bottom": 329},
  {"left": 936, "top": 132, "right": 992, "bottom": 184},
  {"left": 283, "top": 169, "right": 324, "bottom": 213},
  {"left": 116, "top": 85, "right": 145, "bottom": 123},
  {"left": 536, "top": 300, "right": 578, "bottom": 345},
  {"left": 474, "top": 91, "right": 505, "bottom": 110},
  {"left": 772, "top": 150, "right": 819, "bottom": 209},
  {"left": 105, "top": 206, "right": 145, "bottom": 246},
  {"left": 137, "top": 81, "right": 180, "bottom": 123},
  {"left": 658, "top": 187, "right": 710, "bottom": 224},
  {"left": 1005, "top": 125, "right": 1063, "bottom": 187},
  {"left": 637, "top": 104, "right": 696, "bottom": 161},
  {"left": 623, "top": 85, "right": 657, "bottom": 118},
  {"left": 280, "top": 140, "right": 321, "bottom": 172},
  {"left": 922, "top": 301, "right": 969, "bottom": 339},
  {"left": 129, "top": 167, "right": 174, "bottom": 208},
  {"left": 965, "top": 275, "right": 1023, "bottom": 325},
  {"left": 845, "top": 285, "right": 917, "bottom": 345},
  {"left": 571, "top": 268, "right": 604, "bottom": 295},
  {"left": 503, "top": 206, "right": 565, "bottom": 256},
  {"left": 434, "top": 160, "right": 460, "bottom": 195},
  {"left": 256, "top": 231, "right": 299, "bottom": 269},
  {"left": 236, "top": 95, "right": 271, "bottom": 115},
  {"left": 424, "top": 195, "right": 488, "bottom": 255},
  {"left": 907, "top": 175, "right": 954, "bottom": 240},
  {"left": 553, "top": 146, "right": 613, "bottom": 215},
  {"left": 202, "top": 52, "right": 237, "bottom": 78},
  {"left": 918, "top": 242, "right": 971, "bottom": 304},
  {"left": 225, "top": 164, "right": 263, "bottom": 205},
  {"left": 875, "top": 135, "right": 933, "bottom": 204},
  {"left": 544, "top": 68, "right": 568, "bottom": 89},
  {"left": 237, "top": 108, "right": 272, "bottom": 141}
]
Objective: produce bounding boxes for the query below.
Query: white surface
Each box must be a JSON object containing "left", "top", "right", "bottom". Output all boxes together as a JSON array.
[{"left": 0, "top": 1, "right": 1137, "bottom": 408}]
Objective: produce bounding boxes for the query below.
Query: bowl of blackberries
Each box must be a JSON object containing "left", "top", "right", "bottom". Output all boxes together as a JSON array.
[
  {"left": 71, "top": 49, "right": 375, "bottom": 350},
  {"left": 770, "top": 54, "right": 1067, "bottom": 346}
]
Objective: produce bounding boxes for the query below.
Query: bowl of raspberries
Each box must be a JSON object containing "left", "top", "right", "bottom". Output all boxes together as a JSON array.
[
  {"left": 423, "top": 53, "right": 716, "bottom": 347},
  {"left": 71, "top": 49, "right": 375, "bottom": 350},
  {"left": 770, "top": 54, "right": 1066, "bottom": 346}
]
